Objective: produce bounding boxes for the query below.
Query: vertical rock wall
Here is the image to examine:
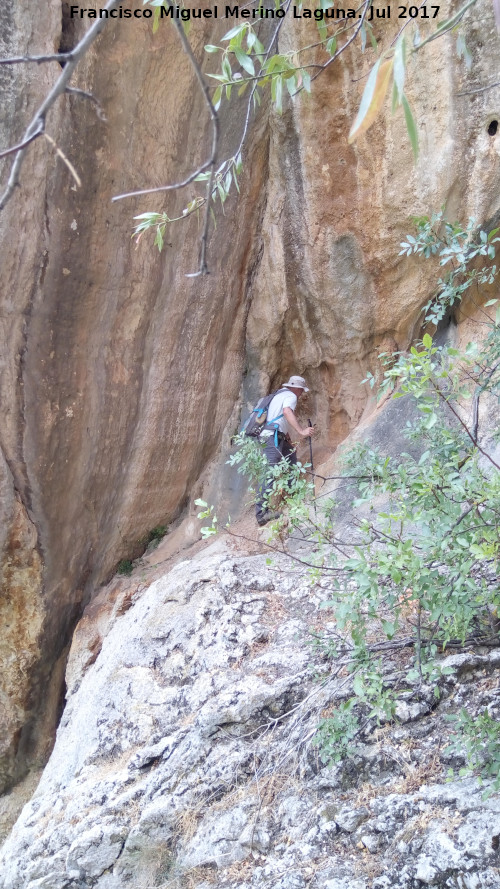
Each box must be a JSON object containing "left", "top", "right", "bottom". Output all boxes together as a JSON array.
[
  {"left": 245, "top": 7, "right": 500, "bottom": 446},
  {"left": 0, "top": 0, "right": 269, "bottom": 790}
]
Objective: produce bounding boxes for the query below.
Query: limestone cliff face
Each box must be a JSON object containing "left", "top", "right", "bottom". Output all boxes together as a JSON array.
[{"left": 0, "top": 0, "right": 499, "bottom": 792}]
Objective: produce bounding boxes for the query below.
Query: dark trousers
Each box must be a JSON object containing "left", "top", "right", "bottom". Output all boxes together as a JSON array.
[{"left": 255, "top": 434, "right": 297, "bottom": 521}]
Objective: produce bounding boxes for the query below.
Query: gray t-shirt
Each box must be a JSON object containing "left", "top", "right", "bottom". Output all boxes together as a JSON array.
[{"left": 262, "top": 389, "right": 297, "bottom": 436}]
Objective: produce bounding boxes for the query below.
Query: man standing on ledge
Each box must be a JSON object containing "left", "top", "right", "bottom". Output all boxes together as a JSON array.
[{"left": 256, "top": 375, "right": 314, "bottom": 527}]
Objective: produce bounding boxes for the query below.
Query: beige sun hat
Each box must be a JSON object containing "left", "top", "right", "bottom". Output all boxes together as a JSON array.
[{"left": 282, "top": 375, "right": 309, "bottom": 392}]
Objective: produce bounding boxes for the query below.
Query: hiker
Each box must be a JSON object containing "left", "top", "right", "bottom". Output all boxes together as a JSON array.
[{"left": 255, "top": 375, "right": 314, "bottom": 527}]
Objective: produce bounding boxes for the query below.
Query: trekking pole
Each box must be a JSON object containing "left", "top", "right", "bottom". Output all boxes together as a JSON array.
[{"left": 308, "top": 419, "right": 317, "bottom": 517}]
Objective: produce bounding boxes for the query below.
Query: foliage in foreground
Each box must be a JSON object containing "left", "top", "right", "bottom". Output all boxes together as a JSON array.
[
  {"left": 445, "top": 707, "right": 500, "bottom": 794},
  {"left": 201, "top": 214, "right": 500, "bottom": 787}
]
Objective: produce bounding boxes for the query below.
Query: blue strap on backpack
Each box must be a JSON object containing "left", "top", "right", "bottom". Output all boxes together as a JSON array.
[{"left": 242, "top": 388, "right": 288, "bottom": 440}]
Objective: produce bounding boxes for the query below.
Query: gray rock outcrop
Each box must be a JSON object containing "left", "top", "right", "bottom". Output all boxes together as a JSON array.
[{"left": 1, "top": 543, "right": 499, "bottom": 888}]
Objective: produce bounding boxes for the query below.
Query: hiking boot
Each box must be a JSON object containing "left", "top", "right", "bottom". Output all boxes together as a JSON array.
[{"left": 257, "top": 509, "right": 282, "bottom": 527}]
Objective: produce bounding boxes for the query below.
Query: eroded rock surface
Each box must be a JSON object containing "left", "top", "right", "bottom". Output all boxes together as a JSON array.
[{"left": 0, "top": 544, "right": 499, "bottom": 888}]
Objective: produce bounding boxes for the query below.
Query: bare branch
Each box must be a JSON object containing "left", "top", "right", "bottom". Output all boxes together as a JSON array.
[
  {"left": 311, "top": 0, "right": 372, "bottom": 84},
  {"left": 390, "top": 0, "right": 429, "bottom": 48},
  {"left": 65, "top": 87, "right": 107, "bottom": 121},
  {"left": 167, "top": 7, "right": 219, "bottom": 276},
  {"left": 111, "top": 163, "right": 214, "bottom": 204},
  {"left": 458, "top": 80, "right": 500, "bottom": 96},
  {"left": 0, "top": 0, "right": 121, "bottom": 213},
  {"left": 0, "top": 53, "right": 69, "bottom": 66},
  {"left": 43, "top": 133, "right": 82, "bottom": 188},
  {"left": 430, "top": 379, "right": 500, "bottom": 472},
  {"left": 0, "top": 120, "right": 45, "bottom": 159},
  {"left": 413, "top": 0, "right": 478, "bottom": 52}
]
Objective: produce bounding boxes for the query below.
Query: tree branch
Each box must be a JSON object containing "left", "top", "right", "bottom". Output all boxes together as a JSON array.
[
  {"left": 43, "top": 133, "right": 82, "bottom": 188},
  {"left": 111, "top": 4, "right": 219, "bottom": 209},
  {"left": 457, "top": 80, "right": 500, "bottom": 97},
  {"left": 430, "top": 380, "right": 500, "bottom": 472},
  {"left": 65, "top": 87, "right": 107, "bottom": 121},
  {"left": 0, "top": 120, "right": 45, "bottom": 159},
  {"left": 311, "top": 0, "right": 372, "bottom": 84},
  {"left": 0, "top": 53, "right": 70, "bottom": 66},
  {"left": 168, "top": 6, "right": 219, "bottom": 277},
  {"left": 0, "top": 0, "right": 121, "bottom": 212},
  {"left": 110, "top": 5, "right": 220, "bottom": 276},
  {"left": 413, "top": 0, "right": 478, "bottom": 52},
  {"left": 113, "top": 1, "right": 295, "bottom": 272}
]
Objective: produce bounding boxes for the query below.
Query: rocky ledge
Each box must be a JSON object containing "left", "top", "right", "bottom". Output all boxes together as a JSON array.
[{"left": 0, "top": 543, "right": 499, "bottom": 889}]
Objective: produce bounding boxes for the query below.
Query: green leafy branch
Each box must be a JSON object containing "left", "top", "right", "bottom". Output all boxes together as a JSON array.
[
  {"left": 445, "top": 707, "right": 500, "bottom": 795},
  {"left": 132, "top": 154, "right": 243, "bottom": 249},
  {"left": 399, "top": 211, "right": 500, "bottom": 326},
  {"left": 131, "top": 0, "right": 487, "bottom": 257},
  {"left": 204, "top": 0, "right": 377, "bottom": 115},
  {"left": 194, "top": 499, "right": 219, "bottom": 538}
]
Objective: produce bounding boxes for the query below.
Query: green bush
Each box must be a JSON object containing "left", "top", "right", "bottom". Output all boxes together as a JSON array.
[
  {"left": 445, "top": 707, "right": 500, "bottom": 795},
  {"left": 117, "top": 559, "right": 134, "bottom": 577}
]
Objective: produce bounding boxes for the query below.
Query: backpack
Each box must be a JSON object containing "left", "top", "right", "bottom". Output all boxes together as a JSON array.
[{"left": 242, "top": 388, "right": 288, "bottom": 438}]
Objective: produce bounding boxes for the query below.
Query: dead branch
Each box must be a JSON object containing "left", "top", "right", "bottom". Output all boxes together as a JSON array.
[
  {"left": 43, "top": 133, "right": 82, "bottom": 188},
  {"left": 65, "top": 87, "right": 107, "bottom": 121},
  {"left": 0, "top": 120, "right": 45, "bottom": 159},
  {"left": 430, "top": 379, "right": 500, "bottom": 472},
  {"left": 111, "top": 2, "right": 219, "bottom": 207},
  {"left": 0, "top": 0, "right": 121, "bottom": 212},
  {"left": 457, "top": 80, "right": 500, "bottom": 96},
  {"left": 0, "top": 53, "right": 69, "bottom": 66}
]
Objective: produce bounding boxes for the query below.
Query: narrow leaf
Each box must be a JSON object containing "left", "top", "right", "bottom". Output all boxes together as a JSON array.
[
  {"left": 302, "top": 69, "right": 311, "bottom": 93},
  {"left": 368, "top": 26, "right": 378, "bottom": 52},
  {"left": 222, "top": 23, "right": 246, "bottom": 41},
  {"left": 326, "top": 36, "right": 337, "bottom": 56},
  {"left": 402, "top": 93, "right": 419, "bottom": 160},
  {"left": 360, "top": 20, "right": 367, "bottom": 53},
  {"left": 393, "top": 38, "right": 405, "bottom": 101},
  {"left": 212, "top": 84, "right": 223, "bottom": 110},
  {"left": 317, "top": 18, "right": 327, "bottom": 41},
  {"left": 222, "top": 56, "right": 232, "bottom": 81},
  {"left": 274, "top": 75, "right": 283, "bottom": 113},
  {"left": 391, "top": 80, "right": 398, "bottom": 113},
  {"left": 348, "top": 58, "right": 393, "bottom": 143},
  {"left": 234, "top": 47, "right": 255, "bottom": 76}
]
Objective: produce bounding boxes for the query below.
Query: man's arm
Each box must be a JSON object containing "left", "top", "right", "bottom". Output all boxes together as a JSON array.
[{"left": 283, "top": 407, "right": 314, "bottom": 438}]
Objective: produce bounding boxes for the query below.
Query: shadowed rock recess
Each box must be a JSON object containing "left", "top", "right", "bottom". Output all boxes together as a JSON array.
[{"left": 0, "top": 0, "right": 500, "bottom": 883}]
